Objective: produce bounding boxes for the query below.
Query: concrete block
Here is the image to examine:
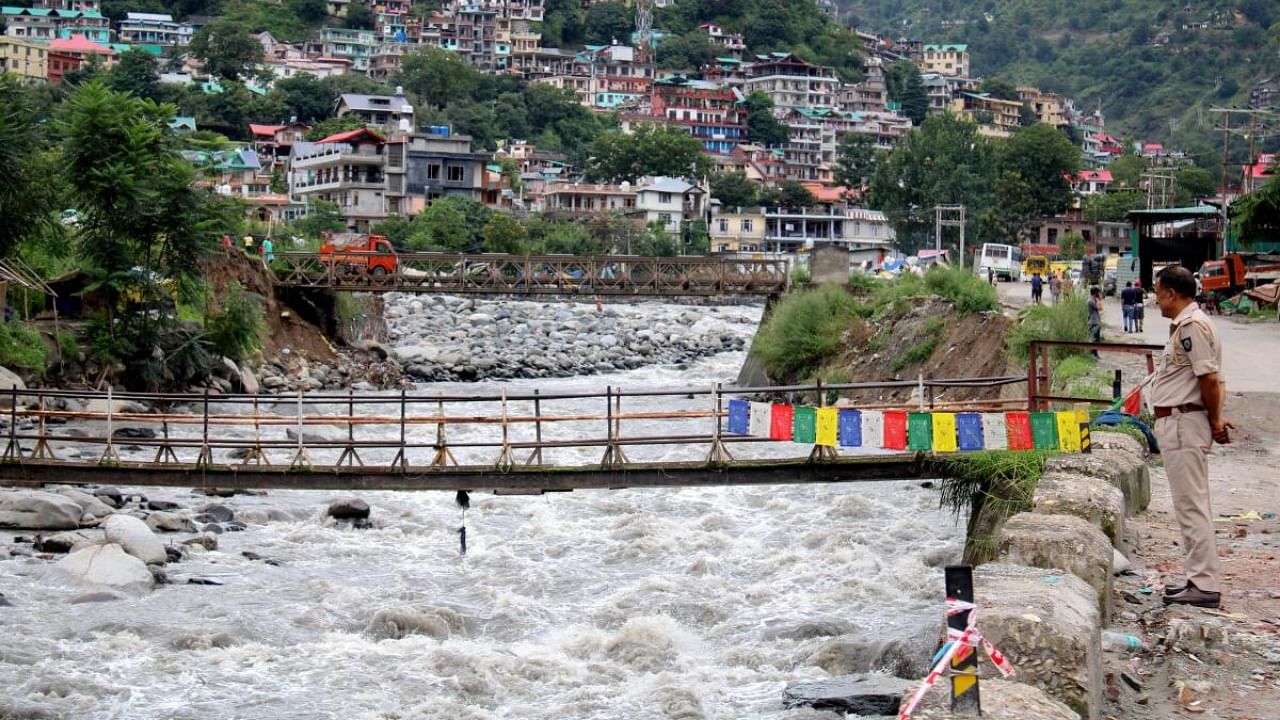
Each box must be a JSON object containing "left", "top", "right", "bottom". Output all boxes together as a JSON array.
[
  {"left": 1044, "top": 449, "right": 1150, "bottom": 514},
  {"left": 902, "top": 678, "right": 1081, "bottom": 720},
  {"left": 1032, "top": 471, "right": 1127, "bottom": 552},
  {"left": 1090, "top": 430, "right": 1147, "bottom": 458},
  {"left": 972, "top": 563, "right": 1102, "bottom": 720},
  {"left": 998, "top": 513, "right": 1113, "bottom": 624}
]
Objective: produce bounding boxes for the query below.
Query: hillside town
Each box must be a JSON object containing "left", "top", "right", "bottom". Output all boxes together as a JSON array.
[{"left": 6, "top": 0, "right": 1260, "bottom": 264}]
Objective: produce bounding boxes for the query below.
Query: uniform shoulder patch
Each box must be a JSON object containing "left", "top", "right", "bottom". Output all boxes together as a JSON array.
[{"left": 1181, "top": 336, "right": 1192, "bottom": 352}]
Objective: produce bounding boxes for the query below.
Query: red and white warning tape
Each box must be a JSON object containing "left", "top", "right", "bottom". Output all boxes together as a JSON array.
[{"left": 897, "top": 597, "right": 1016, "bottom": 719}]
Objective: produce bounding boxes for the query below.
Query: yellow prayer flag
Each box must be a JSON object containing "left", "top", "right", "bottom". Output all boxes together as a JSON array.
[
  {"left": 815, "top": 407, "right": 839, "bottom": 447},
  {"left": 932, "top": 412, "right": 958, "bottom": 452},
  {"left": 1073, "top": 402, "right": 1091, "bottom": 425},
  {"left": 1056, "top": 411, "right": 1082, "bottom": 452}
]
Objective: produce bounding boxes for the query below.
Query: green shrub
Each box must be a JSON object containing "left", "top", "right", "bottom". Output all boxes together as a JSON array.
[
  {"left": 923, "top": 266, "right": 999, "bottom": 314},
  {"left": 1006, "top": 294, "right": 1091, "bottom": 364},
  {"left": 791, "top": 266, "right": 811, "bottom": 286},
  {"left": 55, "top": 330, "right": 78, "bottom": 362},
  {"left": 0, "top": 322, "right": 49, "bottom": 372},
  {"left": 891, "top": 317, "right": 945, "bottom": 373},
  {"left": 752, "top": 283, "right": 862, "bottom": 380},
  {"left": 206, "top": 282, "right": 264, "bottom": 361}
]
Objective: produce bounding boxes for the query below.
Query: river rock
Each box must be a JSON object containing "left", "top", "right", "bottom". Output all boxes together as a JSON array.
[
  {"left": 903, "top": 678, "right": 1081, "bottom": 720},
  {"left": 93, "top": 486, "right": 124, "bottom": 508},
  {"left": 34, "top": 531, "right": 87, "bottom": 553},
  {"left": 54, "top": 543, "right": 154, "bottom": 593},
  {"left": 53, "top": 488, "right": 116, "bottom": 522},
  {"left": 112, "top": 427, "right": 156, "bottom": 439},
  {"left": 146, "top": 511, "right": 195, "bottom": 533},
  {"left": 102, "top": 514, "right": 167, "bottom": 565},
  {"left": 783, "top": 674, "right": 915, "bottom": 715},
  {"left": 182, "top": 532, "right": 218, "bottom": 551},
  {"left": 70, "top": 591, "right": 126, "bottom": 604},
  {"left": 328, "top": 497, "right": 370, "bottom": 520},
  {"left": 198, "top": 504, "right": 235, "bottom": 523},
  {"left": 146, "top": 500, "right": 181, "bottom": 512},
  {"left": 0, "top": 491, "right": 82, "bottom": 530},
  {"left": 286, "top": 425, "right": 348, "bottom": 444}
]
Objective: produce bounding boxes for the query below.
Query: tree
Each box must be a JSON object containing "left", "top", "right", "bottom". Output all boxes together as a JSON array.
[
  {"left": 481, "top": 212, "right": 528, "bottom": 253},
  {"left": 833, "top": 133, "right": 877, "bottom": 189},
  {"left": 978, "top": 77, "right": 1019, "bottom": 101},
  {"left": 189, "top": 21, "right": 263, "bottom": 81},
  {"left": 107, "top": 49, "right": 159, "bottom": 99},
  {"left": 408, "top": 199, "right": 469, "bottom": 250},
  {"left": 1230, "top": 175, "right": 1280, "bottom": 248},
  {"left": 998, "top": 123, "right": 1078, "bottom": 219},
  {"left": 270, "top": 74, "right": 334, "bottom": 123},
  {"left": 1108, "top": 154, "right": 1149, "bottom": 190},
  {"left": 869, "top": 113, "right": 995, "bottom": 252},
  {"left": 1059, "top": 231, "right": 1086, "bottom": 260},
  {"left": 1175, "top": 165, "right": 1215, "bottom": 204},
  {"left": 291, "top": 200, "right": 346, "bottom": 238},
  {"left": 1083, "top": 190, "right": 1144, "bottom": 223},
  {"left": 977, "top": 170, "right": 1038, "bottom": 244},
  {"left": 885, "top": 61, "right": 927, "bottom": 125},
  {"left": 345, "top": 2, "right": 374, "bottom": 30},
  {"left": 583, "top": 1, "right": 632, "bottom": 45},
  {"left": 0, "top": 77, "right": 63, "bottom": 259},
  {"left": 657, "top": 30, "right": 718, "bottom": 70},
  {"left": 742, "top": 92, "right": 790, "bottom": 147},
  {"left": 286, "top": 0, "right": 328, "bottom": 24},
  {"left": 304, "top": 116, "right": 364, "bottom": 141},
  {"left": 709, "top": 170, "right": 759, "bottom": 209},
  {"left": 759, "top": 180, "right": 816, "bottom": 209},
  {"left": 398, "top": 47, "right": 481, "bottom": 108},
  {"left": 584, "top": 123, "right": 709, "bottom": 183}
]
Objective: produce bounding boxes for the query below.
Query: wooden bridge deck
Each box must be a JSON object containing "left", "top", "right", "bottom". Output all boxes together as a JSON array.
[{"left": 270, "top": 252, "right": 789, "bottom": 296}]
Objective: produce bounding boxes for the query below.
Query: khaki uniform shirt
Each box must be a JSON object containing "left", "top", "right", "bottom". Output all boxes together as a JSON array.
[{"left": 1150, "top": 302, "right": 1221, "bottom": 408}]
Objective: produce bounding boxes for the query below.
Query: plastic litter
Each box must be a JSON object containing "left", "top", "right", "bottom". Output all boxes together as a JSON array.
[{"left": 1102, "top": 631, "right": 1146, "bottom": 652}]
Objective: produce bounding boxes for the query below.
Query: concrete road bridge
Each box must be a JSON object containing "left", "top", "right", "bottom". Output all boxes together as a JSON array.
[{"left": 270, "top": 252, "right": 789, "bottom": 296}]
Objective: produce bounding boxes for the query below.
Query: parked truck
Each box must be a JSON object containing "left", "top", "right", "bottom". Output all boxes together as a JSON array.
[
  {"left": 318, "top": 233, "right": 397, "bottom": 276},
  {"left": 1199, "top": 253, "right": 1280, "bottom": 299}
]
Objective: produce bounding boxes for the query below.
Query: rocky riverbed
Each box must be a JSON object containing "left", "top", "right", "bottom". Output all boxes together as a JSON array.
[{"left": 386, "top": 295, "right": 763, "bottom": 382}]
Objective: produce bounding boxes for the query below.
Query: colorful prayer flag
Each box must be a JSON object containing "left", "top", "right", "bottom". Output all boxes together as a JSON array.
[
  {"left": 1056, "top": 411, "right": 1082, "bottom": 452},
  {"left": 727, "top": 399, "right": 749, "bottom": 435},
  {"left": 748, "top": 401, "right": 771, "bottom": 437},
  {"left": 815, "top": 407, "right": 839, "bottom": 447},
  {"left": 1029, "top": 411, "right": 1059, "bottom": 450},
  {"left": 883, "top": 410, "right": 908, "bottom": 450},
  {"left": 770, "top": 404, "right": 794, "bottom": 441},
  {"left": 957, "top": 413, "right": 984, "bottom": 451},
  {"left": 907, "top": 412, "right": 933, "bottom": 451},
  {"left": 861, "top": 410, "right": 884, "bottom": 449},
  {"left": 1006, "top": 412, "right": 1033, "bottom": 450},
  {"left": 839, "top": 409, "right": 863, "bottom": 447},
  {"left": 980, "top": 413, "right": 1008, "bottom": 450},
  {"left": 932, "top": 412, "right": 959, "bottom": 452},
  {"left": 793, "top": 406, "right": 817, "bottom": 444}
]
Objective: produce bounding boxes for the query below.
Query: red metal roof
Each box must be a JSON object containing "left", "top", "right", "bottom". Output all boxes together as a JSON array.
[
  {"left": 249, "top": 123, "right": 284, "bottom": 137},
  {"left": 49, "top": 34, "right": 114, "bottom": 55},
  {"left": 316, "top": 128, "right": 386, "bottom": 144}
]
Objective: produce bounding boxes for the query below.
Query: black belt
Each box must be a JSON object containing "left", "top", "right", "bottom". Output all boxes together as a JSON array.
[{"left": 1154, "top": 403, "right": 1204, "bottom": 418}]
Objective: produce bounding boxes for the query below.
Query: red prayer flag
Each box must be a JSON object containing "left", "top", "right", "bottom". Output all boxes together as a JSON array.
[
  {"left": 883, "top": 410, "right": 908, "bottom": 450},
  {"left": 1006, "top": 411, "right": 1033, "bottom": 450},
  {"left": 1121, "top": 387, "right": 1142, "bottom": 415},
  {"left": 770, "top": 404, "right": 794, "bottom": 440}
]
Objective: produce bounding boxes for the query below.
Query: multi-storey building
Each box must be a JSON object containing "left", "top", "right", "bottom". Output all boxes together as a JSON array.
[
  {"left": 1, "top": 6, "right": 109, "bottom": 44},
  {"left": 250, "top": 121, "right": 312, "bottom": 168},
  {"left": 308, "top": 27, "right": 377, "bottom": 72},
  {"left": 950, "top": 92, "right": 1022, "bottom": 137},
  {"left": 650, "top": 76, "right": 746, "bottom": 155},
  {"left": 708, "top": 207, "right": 766, "bottom": 253},
  {"left": 1018, "top": 86, "right": 1068, "bottom": 128},
  {"left": 31, "top": 0, "right": 99, "bottom": 10},
  {"left": 539, "top": 183, "right": 637, "bottom": 219},
  {"left": 703, "top": 56, "right": 748, "bottom": 90},
  {"left": 838, "top": 57, "right": 888, "bottom": 113},
  {"left": 383, "top": 127, "right": 487, "bottom": 214},
  {"left": 744, "top": 52, "right": 838, "bottom": 111},
  {"left": 336, "top": 91, "right": 415, "bottom": 134},
  {"left": 577, "top": 44, "right": 651, "bottom": 109},
  {"left": 778, "top": 108, "right": 829, "bottom": 183},
  {"left": 1070, "top": 169, "right": 1113, "bottom": 197},
  {"left": 698, "top": 23, "right": 744, "bottom": 59},
  {"left": 455, "top": 4, "right": 497, "bottom": 71},
  {"left": 760, "top": 204, "right": 895, "bottom": 255},
  {"left": 920, "top": 72, "right": 978, "bottom": 113},
  {"left": 919, "top": 43, "right": 968, "bottom": 77},
  {"left": 289, "top": 128, "right": 391, "bottom": 231},
  {"left": 635, "top": 176, "right": 707, "bottom": 237},
  {"left": 0, "top": 36, "right": 47, "bottom": 81},
  {"left": 47, "top": 33, "right": 114, "bottom": 69},
  {"left": 117, "top": 12, "right": 191, "bottom": 46}
]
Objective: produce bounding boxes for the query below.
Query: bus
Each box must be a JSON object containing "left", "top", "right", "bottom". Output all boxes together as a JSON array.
[{"left": 976, "top": 243, "right": 1023, "bottom": 281}]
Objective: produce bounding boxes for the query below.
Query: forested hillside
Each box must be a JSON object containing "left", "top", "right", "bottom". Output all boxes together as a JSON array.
[{"left": 839, "top": 0, "right": 1278, "bottom": 160}]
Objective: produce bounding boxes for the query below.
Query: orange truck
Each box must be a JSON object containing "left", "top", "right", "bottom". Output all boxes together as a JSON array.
[
  {"left": 318, "top": 233, "right": 397, "bottom": 276},
  {"left": 1199, "top": 253, "right": 1280, "bottom": 298}
]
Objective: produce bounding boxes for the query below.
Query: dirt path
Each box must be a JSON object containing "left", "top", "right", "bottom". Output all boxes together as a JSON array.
[{"left": 995, "top": 278, "right": 1280, "bottom": 719}]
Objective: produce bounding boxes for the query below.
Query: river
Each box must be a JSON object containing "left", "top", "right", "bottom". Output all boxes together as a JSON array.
[{"left": 0, "top": 301, "right": 966, "bottom": 719}]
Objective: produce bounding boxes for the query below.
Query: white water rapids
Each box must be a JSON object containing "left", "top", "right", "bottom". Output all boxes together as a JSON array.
[{"left": 0, "top": 301, "right": 966, "bottom": 719}]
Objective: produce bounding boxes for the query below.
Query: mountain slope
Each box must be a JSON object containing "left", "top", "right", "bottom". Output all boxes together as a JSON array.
[{"left": 839, "top": 0, "right": 1279, "bottom": 161}]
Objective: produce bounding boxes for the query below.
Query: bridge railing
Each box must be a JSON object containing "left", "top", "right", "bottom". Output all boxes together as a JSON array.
[
  {"left": 0, "top": 376, "right": 1025, "bottom": 474},
  {"left": 271, "top": 252, "right": 790, "bottom": 296}
]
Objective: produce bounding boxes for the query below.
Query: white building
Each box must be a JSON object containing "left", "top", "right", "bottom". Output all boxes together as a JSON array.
[{"left": 635, "top": 176, "right": 707, "bottom": 237}]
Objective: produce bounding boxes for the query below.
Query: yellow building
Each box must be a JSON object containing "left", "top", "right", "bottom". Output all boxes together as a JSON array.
[
  {"left": 710, "top": 207, "right": 767, "bottom": 254},
  {"left": 950, "top": 92, "right": 1023, "bottom": 137},
  {"left": 1018, "top": 86, "right": 1068, "bottom": 128},
  {"left": 0, "top": 36, "right": 49, "bottom": 82},
  {"left": 920, "top": 43, "right": 969, "bottom": 77}
]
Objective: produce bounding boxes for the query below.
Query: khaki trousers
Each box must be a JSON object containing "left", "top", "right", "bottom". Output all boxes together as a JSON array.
[{"left": 1154, "top": 411, "right": 1223, "bottom": 593}]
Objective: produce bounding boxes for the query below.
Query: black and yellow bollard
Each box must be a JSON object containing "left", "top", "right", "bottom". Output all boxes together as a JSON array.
[
  {"left": 946, "top": 565, "right": 980, "bottom": 714},
  {"left": 1074, "top": 402, "right": 1092, "bottom": 454}
]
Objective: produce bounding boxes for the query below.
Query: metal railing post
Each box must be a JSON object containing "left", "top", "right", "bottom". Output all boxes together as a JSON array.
[
  {"left": 391, "top": 387, "right": 407, "bottom": 470},
  {"left": 2, "top": 385, "right": 19, "bottom": 462},
  {"left": 290, "top": 389, "right": 311, "bottom": 468},
  {"left": 706, "top": 383, "right": 732, "bottom": 464},
  {"left": 195, "top": 389, "right": 211, "bottom": 467},
  {"left": 99, "top": 386, "right": 119, "bottom": 464},
  {"left": 524, "top": 389, "right": 543, "bottom": 466},
  {"left": 946, "top": 565, "right": 981, "bottom": 714}
]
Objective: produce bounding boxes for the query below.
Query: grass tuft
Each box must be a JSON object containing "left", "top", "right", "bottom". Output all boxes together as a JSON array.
[{"left": 927, "top": 450, "right": 1051, "bottom": 564}]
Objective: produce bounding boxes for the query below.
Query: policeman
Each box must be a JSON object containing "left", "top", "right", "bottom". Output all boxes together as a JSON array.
[{"left": 1150, "top": 264, "right": 1233, "bottom": 608}]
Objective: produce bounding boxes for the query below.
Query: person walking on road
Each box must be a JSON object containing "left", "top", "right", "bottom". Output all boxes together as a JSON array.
[
  {"left": 1133, "top": 280, "right": 1146, "bottom": 332},
  {"left": 1087, "top": 286, "right": 1103, "bottom": 356},
  {"left": 1151, "top": 265, "right": 1233, "bottom": 608},
  {"left": 1030, "top": 272, "right": 1043, "bottom": 304},
  {"left": 1049, "top": 271, "right": 1062, "bottom": 305},
  {"left": 1120, "top": 281, "right": 1137, "bottom": 333}
]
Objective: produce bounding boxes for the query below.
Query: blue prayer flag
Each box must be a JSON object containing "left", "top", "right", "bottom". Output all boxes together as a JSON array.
[
  {"left": 727, "top": 399, "right": 749, "bottom": 435},
  {"left": 957, "top": 413, "right": 984, "bottom": 451},
  {"left": 838, "top": 409, "right": 862, "bottom": 447}
]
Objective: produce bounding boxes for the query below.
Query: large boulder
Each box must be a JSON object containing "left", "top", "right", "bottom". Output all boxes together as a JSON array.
[
  {"left": 972, "top": 563, "right": 1102, "bottom": 720},
  {"left": 1032, "top": 472, "right": 1127, "bottom": 552},
  {"left": 53, "top": 487, "right": 116, "bottom": 523},
  {"left": 327, "top": 497, "right": 370, "bottom": 520},
  {"left": 902, "top": 678, "right": 1080, "bottom": 720},
  {"left": 1089, "top": 430, "right": 1147, "bottom": 457},
  {"left": 102, "top": 514, "right": 167, "bottom": 565},
  {"left": 53, "top": 543, "right": 153, "bottom": 593},
  {"left": 0, "top": 365, "right": 27, "bottom": 407},
  {"left": 1043, "top": 449, "right": 1149, "bottom": 514},
  {"left": 0, "top": 490, "right": 82, "bottom": 530},
  {"left": 146, "top": 511, "right": 196, "bottom": 533},
  {"left": 998, "top": 513, "right": 1113, "bottom": 624},
  {"left": 784, "top": 674, "right": 915, "bottom": 715}
]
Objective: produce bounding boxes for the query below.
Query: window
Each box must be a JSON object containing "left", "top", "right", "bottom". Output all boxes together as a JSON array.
[
  {"left": 659, "top": 213, "right": 672, "bottom": 226},
  {"left": 741, "top": 219, "right": 753, "bottom": 233},
  {"left": 427, "top": 164, "right": 441, "bottom": 180},
  {"left": 659, "top": 192, "right": 672, "bottom": 204},
  {"left": 717, "top": 219, "right": 729, "bottom": 233},
  {"left": 447, "top": 165, "right": 465, "bottom": 182}
]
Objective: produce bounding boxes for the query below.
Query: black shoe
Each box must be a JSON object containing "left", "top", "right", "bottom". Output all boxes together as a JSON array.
[
  {"left": 1163, "top": 583, "right": 1221, "bottom": 608},
  {"left": 1163, "top": 581, "right": 1187, "bottom": 596}
]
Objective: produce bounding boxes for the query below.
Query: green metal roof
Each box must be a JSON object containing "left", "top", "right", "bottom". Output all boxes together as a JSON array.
[
  {"left": 924, "top": 43, "right": 968, "bottom": 52},
  {"left": 1127, "top": 206, "right": 1221, "bottom": 219}
]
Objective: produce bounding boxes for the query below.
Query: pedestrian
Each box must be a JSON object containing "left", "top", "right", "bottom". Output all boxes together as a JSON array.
[
  {"left": 261, "top": 236, "right": 275, "bottom": 265},
  {"left": 1061, "top": 271, "right": 1074, "bottom": 298},
  {"left": 242, "top": 235, "right": 255, "bottom": 254},
  {"left": 1087, "top": 286, "right": 1102, "bottom": 355},
  {"left": 1133, "top": 280, "right": 1145, "bottom": 332},
  {"left": 1150, "top": 264, "right": 1232, "bottom": 608},
  {"left": 1120, "top": 281, "right": 1136, "bottom": 333},
  {"left": 1049, "top": 270, "right": 1062, "bottom": 305},
  {"left": 1030, "top": 272, "right": 1043, "bottom": 304},
  {"left": 987, "top": 267, "right": 995, "bottom": 286}
]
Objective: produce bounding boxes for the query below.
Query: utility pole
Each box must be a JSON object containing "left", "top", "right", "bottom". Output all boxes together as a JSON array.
[
  {"left": 934, "top": 204, "right": 966, "bottom": 266},
  {"left": 1140, "top": 170, "right": 1177, "bottom": 210},
  {"left": 1207, "top": 107, "right": 1270, "bottom": 256}
]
